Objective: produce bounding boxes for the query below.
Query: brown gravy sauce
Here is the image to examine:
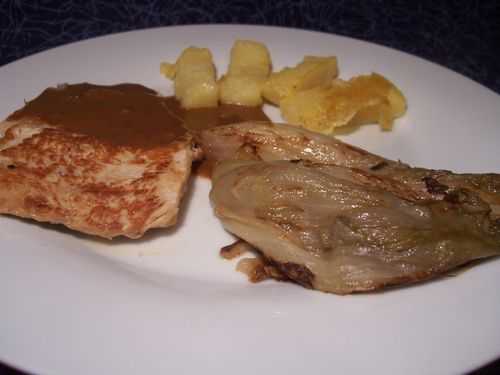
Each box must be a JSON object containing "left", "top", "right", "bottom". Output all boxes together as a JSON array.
[
  {"left": 8, "top": 83, "right": 269, "bottom": 149},
  {"left": 192, "top": 159, "right": 217, "bottom": 179}
]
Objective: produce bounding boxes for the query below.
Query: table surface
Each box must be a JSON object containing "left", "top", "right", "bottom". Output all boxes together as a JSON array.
[{"left": 0, "top": 1, "right": 499, "bottom": 374}]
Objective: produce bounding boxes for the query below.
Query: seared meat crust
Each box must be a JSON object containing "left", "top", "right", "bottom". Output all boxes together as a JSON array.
[{"left": 0, "top": 120, "right": 194, "bottom": 239}]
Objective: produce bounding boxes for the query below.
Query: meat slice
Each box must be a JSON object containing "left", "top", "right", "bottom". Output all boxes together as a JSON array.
[
  {"left": 0, "top": 120, "right": 195, "bottom": 239},
  {"left": 210, "top": 160, "right": 500, "bottom": 294},
  {"left": 0, "top": 83, "right": 197, "bottom": 239},
  {"left": 200, "top": 122, "right": 500, "bottom": 217}
]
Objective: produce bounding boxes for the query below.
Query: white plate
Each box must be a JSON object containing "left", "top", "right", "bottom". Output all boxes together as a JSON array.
[{"left": 1, "top": 25, "right": 499, "bottom": 375}]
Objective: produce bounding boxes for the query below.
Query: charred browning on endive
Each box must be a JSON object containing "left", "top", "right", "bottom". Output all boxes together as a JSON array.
[
  {"left": 423, "top": 176, "right": 449, "bottom": 195},
  {"left": 263, "top": 256, "right": 315, "bottom": 289},
  {"left": 370, "top": 161, "right": 389, "bottom": 171}
]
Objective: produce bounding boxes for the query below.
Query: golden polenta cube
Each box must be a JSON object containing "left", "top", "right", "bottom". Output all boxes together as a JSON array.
[
  {"left": 219, "top": 40, "right": 272, "bottom": 106},
  {"left": 160, "top": 47, "right": 218, "bottom": 108}
]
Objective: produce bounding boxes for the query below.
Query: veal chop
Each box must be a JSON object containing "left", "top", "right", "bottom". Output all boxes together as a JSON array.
[{"left": 0, "top": 83, "right": 196, "bottom": 239}]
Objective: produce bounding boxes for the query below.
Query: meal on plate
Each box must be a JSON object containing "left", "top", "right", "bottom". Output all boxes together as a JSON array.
[{"left": 0, "top": 39, "right": 498, "bottom": 294}]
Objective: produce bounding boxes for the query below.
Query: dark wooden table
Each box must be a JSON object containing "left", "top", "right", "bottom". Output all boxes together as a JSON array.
[{"left": 1, "top": 1, "right": 499, "bottom": 374}]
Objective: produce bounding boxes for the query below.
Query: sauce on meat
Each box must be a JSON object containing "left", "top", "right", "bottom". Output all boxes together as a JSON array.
[
  {"left": 8, "top": 83, "right": 186, "bottom": 149},
  {"left": 8, "top": 83, "right": 269, "bottom": 149},
  {"left": 180, "top": 102, "right": 270, "bottom": 132}
]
